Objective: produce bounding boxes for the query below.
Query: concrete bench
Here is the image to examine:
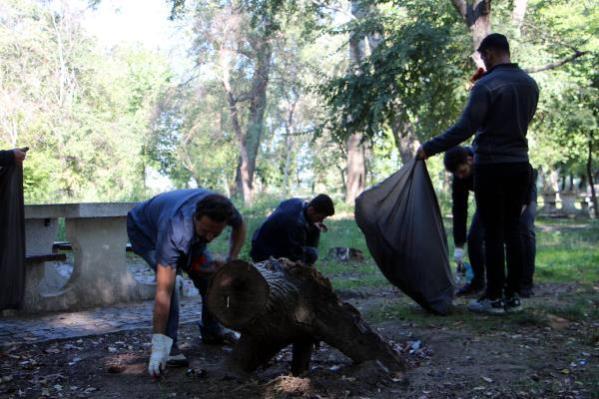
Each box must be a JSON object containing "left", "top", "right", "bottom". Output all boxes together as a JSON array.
[{"left": 23, "top": 203, "right": 155, "bottom": 313}]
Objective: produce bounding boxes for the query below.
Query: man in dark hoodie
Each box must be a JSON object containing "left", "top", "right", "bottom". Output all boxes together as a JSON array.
[
  {"left": 250, "top": 194, "right": 335, "bottom": 265},
  {"left": 417, "top": 33, "right": 539, "bottom": 315}
]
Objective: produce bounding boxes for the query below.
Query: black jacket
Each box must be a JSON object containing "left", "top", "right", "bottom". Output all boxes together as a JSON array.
[
  {"left": 250, "top": 198, "right": 320, "bottom": 264},
  {"left": 0, "top": 150, "right": 15, "bottom": 167},
  {"left": 423, "top": 64, "right": 539, "bottom": 164}
]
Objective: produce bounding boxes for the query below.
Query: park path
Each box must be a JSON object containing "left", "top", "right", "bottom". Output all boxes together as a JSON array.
[{"left": 0, "top": 297, "right": 202, "bottom": 348}]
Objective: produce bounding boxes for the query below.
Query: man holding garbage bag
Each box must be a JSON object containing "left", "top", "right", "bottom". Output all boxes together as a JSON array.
[{"left": 417, "top": 33, "right": 539, "bottom": 315}]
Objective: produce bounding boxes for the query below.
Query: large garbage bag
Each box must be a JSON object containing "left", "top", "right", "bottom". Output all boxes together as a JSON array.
[
  {"left": 355, "top": 159, "right": 454, "bottom": 314},
  {"left": 0, "top": 164, "right": 26, "bottom": 310}
]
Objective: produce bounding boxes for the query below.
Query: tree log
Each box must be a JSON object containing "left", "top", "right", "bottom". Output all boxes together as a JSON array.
[{"left": 206, "top": 258, "right": 406, "bottom": 376}]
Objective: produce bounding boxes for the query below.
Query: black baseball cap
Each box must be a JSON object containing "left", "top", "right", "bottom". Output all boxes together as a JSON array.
[{"left": 477, "top": 33, "right": 510, "bottom": 53}]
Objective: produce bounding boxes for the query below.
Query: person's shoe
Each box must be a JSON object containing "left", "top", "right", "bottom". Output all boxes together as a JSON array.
[
  {"left": 467, "top": 295, "right": 506, "bottom": 315},
  {"left": 505, "top": 294, "right": 523, "bottom": 313},
  {"left": 200, "top": 323, "right": 240, "bottom": 346},
  {"left": 456, "top": 282, "right": 484, "bottom": 297},
  {"left": 166, "top": 346, "right": 189, "bottom": 367},
  {"left": 520, "top": 286, "right": 534, "bottom": 298}
]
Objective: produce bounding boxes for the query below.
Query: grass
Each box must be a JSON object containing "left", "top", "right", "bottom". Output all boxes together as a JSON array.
[
  {"left": 211, "top": 213, "right": 599, "bottom": 288},
  {"left": 210, "top": 212, "right": 599, "bottom": 335}
]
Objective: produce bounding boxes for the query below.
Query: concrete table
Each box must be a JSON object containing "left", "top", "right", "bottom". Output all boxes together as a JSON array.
[{"left": 23, "top": 203, "right": 155, "bottom": 313}]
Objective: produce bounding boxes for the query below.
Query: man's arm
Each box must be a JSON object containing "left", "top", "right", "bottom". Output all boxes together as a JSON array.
[
  {"left": 421, "top": 84, "right": 490, "bottom": 157},
  {"left": 227, "top": 219, "right": 247, "bottom": 261},
  {"left": 153, "top": 264, "right": 177, "bottom": 334},
  {"left": 148, "top": 263, "right": 176, "bottom": 377},
  {"left": 287, "top": 223, "right": 308, "bottom": 262}
]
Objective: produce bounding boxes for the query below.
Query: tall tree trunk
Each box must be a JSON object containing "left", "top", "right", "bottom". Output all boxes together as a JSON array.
[
  {"left": 345, "top": 0, "right": 380, "bottom": 204},
  {"left": 511, "top": 0, "right": 528, "bottom": 35},
  {"left": 346, "top": 133, "right": 366, "bottom": 203},
  {"left": 451, "top": 0, "right": 492, "bottom": 68},
  {"left": 390, "top": 116, "right": 420, "bottom": 165},
  {"left": 282, "top": 93, "right": 298, "bottom": 196},
  {"left": 588, "top": 131, "right": 599, "bottom": 218},
  {"left": 235, "top": 36, "right": 272, "bottom": 204}
]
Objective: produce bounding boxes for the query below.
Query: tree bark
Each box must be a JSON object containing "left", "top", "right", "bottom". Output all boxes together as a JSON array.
[
  {"left": 390, "top": 116, "right": 420, "bottom": 165},
  {"left": 206, "top": 259, "right": 407, "bottom": 376},
  {"left": 511, "top": 0, "right": 528, "bottom": 34},
  {"left": 588, "top": 131, "right": 598, "bottom": 218},
  {"left": 345, "top": 0, "right": 382, "bottom": 204},
  {"left": 235, "top": 34, "right": 272, "bottom": 204},
  {"left": 346, "top": 133, "right": 366, "bottom": 204},
  {"left": 451, "top": 0, "right": 492, "bottom": 68}
]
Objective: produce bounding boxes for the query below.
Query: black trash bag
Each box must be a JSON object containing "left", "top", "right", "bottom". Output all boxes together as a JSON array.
[
  {"left": 355, "top": 159, "right": 454, "bottom": 315},
  {"left": 0, "top": 164, "right": 26, "bottom": 310}
]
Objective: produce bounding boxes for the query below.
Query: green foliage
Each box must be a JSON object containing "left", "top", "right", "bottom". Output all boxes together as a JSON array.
[
  {"left": 0, "top": 0, "right": 171, "bottom": 202},
  {"left": 318, "top": 0, "right": 470, "bottom": 144}
]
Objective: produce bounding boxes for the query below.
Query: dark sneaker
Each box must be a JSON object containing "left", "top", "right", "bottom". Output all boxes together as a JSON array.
[
  {"left": 200, "top": 324, "right": 240, "bottom": 346},
  {"left": 520, "top": 286, "right": 534, "bottom": 298},
  {"left": 505, "top": 294, "right": 523, "bottom": 313},
  {"left": 467, "top": 296, "right": 506, "bottom": 315},
  {"left": 167, "top": 346, "right": 189, "bottom": 367},
  {"left": 456, "top": 282, "right": 484, "bottom": 297}
]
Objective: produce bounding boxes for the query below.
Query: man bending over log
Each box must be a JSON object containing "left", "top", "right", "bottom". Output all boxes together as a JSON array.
[
  {"left": 127, "top": 189, "right": 247, "bottom": 377},
  {"left": 250, "top": 194, "right": 334, "bottom": 265}
]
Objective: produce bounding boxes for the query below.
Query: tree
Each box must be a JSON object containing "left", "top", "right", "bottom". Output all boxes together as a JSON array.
[{"left": 0, "top": 0, "right": 170, "bottom": 202}]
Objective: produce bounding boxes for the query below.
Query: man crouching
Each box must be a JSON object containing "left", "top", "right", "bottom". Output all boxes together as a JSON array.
[{"left": 127, "top": 189, "right": 247, "bottom": 377}]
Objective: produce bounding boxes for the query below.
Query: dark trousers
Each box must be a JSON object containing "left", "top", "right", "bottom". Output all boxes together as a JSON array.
[
  {"left": 466, "top": 211, "right": 485, "bottom": 287},
  {"left": 520, "top": 201, "right": 537, "bottom": 291},
  {"left": 138, "top": 250, "right": 221, "bottom": 345},
  {"left": 467, "top": 203, "right": 537, "bottom": 291},
  {"left": 474, "top": 163, "right": 532, "bottom": 299}
]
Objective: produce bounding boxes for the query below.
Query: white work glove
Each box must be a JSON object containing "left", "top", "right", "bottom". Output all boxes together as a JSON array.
[
  {"left": 148, "top": 333, "right": 173, "bottom": 378},
  {"left": 453, "top": 247, "right": 465, "bottom": 263}
]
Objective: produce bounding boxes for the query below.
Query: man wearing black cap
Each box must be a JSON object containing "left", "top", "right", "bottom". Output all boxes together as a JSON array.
[
  {"left": 417, "top": 33, "right": 539, "bottom": 315},
  {"left": 250, "top": 194, "right": 335, "bottom": 265}
]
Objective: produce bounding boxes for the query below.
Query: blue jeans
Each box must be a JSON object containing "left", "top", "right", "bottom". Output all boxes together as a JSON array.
[{"left": 137, "top": 250, "right": 220, "bottom": 346}]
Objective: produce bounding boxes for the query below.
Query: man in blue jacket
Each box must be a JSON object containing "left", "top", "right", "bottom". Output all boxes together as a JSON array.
[
  {"left": 417, "top": 33, "right": 539, "bottom": 315},
  {"left": 250, "top": 194, "right": 335, "bottom": 265},
  {"left": 127, "top": 189, "right": 247, "bottom": 377}
]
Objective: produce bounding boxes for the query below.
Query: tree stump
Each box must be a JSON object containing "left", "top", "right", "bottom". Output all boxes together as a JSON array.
[{"left": 206, "top": 258, "right": 406, "bottom": 376}]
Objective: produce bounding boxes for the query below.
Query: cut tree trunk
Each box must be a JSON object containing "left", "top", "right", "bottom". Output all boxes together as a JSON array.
[{"left": 206, "top": 259, "right": 406, "bottom": 377}]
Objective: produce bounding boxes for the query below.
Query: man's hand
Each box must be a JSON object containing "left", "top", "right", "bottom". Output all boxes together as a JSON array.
[
  {"left": 13, "top": 148, "right": 27, "bottom": 165},
  {"left": 416, "top": 146, "right": 427, "bottom": 160},
  {"left": 315, "top": 222, "right": 328, "bottom": 232},
  {"left": 453, "top": 247, "right": 465, "bottom": 263},
  {"left": 148, "top": 333, "right": 173, "bottom": 378}
]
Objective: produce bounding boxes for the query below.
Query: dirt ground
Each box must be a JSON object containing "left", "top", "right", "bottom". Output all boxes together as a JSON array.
[{"left": 1, "top": 283, "right": 597, "bottom": 399}]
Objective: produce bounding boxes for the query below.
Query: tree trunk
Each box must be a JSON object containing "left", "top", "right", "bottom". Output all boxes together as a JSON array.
[
  {"left": 390, "top": 116, "right": 420, "bottom": 165},
  {"left": 346, "top": 133, "right": 366, "bottom": 204},
  {"left": 344, "top": 0, "right": 382, "bottom": 204},
  {"left": 511, "top": 0, "right": 528, "bottom": 34},
  {"left": 588, "top": 131, "right": 598, "bottom": 218},
  {"left": 206, "top": 259, "right": 407, "bottom": 376},
  {"left": 236, "top": 36, "right": 272, "bottom": 204},
  {"left": 451, "top": 0, "right": 492, "bottom": 68}
]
